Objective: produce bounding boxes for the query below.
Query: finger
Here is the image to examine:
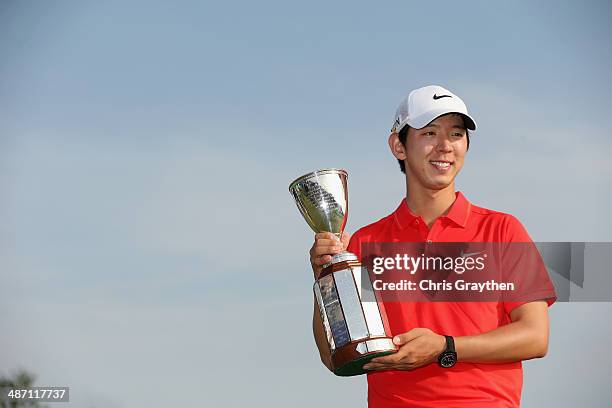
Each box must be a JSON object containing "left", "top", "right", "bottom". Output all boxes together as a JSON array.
[
  {"left": 313, "top": 238, "right": 343, "bottom": 247},
  {"left": 369, "top": 353, "right": 403, "bottom": 365},
  {"left": 393, "top": 328, "right": 427, "bottom": 346},
  {"left": 340, "top": 232, "right": 351, "bottom": 244},
  {"left": 310, "top": 240, "right": 343, "bottom": 258},
  {"left": 312, "top": 255, "right": 332, "bottom": 266},
  {"left": 364, "top": 362, "right": 415, "bottom": 372},
  {"left": 363, "top": 363, "right": 397, "bottom": 371},
  {"left": 340, "top": 234, "right": 351, "bottom": 250},
  {"left": 308, "top": 242, "right": 342, "bottom": 258},
  {"left": 311, "top": 245, "right": 344, "bottom": 257},
  {"left": 315, "top": 232, "right": 340, "bottom": 241},
  {"left": 370, "top": 341, "right": 413, "bottom": 364}
]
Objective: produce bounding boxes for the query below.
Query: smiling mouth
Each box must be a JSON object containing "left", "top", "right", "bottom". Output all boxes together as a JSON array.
[{"left": 429, "top": 160, "right": 453, "bottom": 170}]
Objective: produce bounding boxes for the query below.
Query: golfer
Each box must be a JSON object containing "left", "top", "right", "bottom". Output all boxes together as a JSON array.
[{"left": 309, "top": 85, "right": 556, "bottom": 407}]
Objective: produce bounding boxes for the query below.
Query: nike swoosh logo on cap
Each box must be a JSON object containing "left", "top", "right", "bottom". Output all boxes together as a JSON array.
[{"left": 433, "top": 94, "right": 452, "bottom": 100}]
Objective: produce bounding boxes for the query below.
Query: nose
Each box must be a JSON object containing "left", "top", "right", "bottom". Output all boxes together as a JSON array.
[{"left": 436, "top": 136, "right": 452, "bottom": 152}]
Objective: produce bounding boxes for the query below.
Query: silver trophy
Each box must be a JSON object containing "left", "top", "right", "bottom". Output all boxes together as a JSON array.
[{"left": 289, "top": 168, "right": 396, "bottom": 376}]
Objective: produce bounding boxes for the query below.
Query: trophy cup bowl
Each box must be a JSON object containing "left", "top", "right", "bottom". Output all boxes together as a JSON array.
[{"left": 289, "top": 168, "right": 396, "bottom": 376}]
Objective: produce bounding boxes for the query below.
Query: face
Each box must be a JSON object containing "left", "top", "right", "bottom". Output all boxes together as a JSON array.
[{"left": 390, "top": 113, "right": 468, "bottom": 191}]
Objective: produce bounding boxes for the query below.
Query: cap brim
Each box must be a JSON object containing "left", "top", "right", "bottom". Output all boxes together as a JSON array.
[{"left": 409, "top": 110, "right": 477, "bottom": 131}]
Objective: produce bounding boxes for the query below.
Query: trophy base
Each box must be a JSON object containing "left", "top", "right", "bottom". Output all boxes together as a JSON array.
[{"left": 332, "top": 337, "right": 396, "bottom": 377}]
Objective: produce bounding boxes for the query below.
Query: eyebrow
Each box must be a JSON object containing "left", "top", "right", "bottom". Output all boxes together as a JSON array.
[{"left": 422, "top": 124, "right": 466, "bottom": 130}]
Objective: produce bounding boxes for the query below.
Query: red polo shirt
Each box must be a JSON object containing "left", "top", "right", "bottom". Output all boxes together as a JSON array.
[{"left": 346, "top": 192, "right": 556, "bottom": 408}]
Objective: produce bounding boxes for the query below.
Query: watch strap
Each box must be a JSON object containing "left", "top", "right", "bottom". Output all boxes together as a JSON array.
[{"left": 444, "top": 335, "right": 455, "bottom": 353}]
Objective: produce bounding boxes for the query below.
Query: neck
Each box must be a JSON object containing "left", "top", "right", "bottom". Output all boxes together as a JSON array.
[{"left": 405, "top": 181, "right": 457, "bottom": 229}]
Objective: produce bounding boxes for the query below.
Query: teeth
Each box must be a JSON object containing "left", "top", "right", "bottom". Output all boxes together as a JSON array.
[{"left": 431, "top": 161, "right": 450, "bottom": 168}]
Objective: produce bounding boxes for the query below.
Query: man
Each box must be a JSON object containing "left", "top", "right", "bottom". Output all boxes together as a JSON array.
[{"left": 309, "top": 85, "right": 556, "bottom": 407}]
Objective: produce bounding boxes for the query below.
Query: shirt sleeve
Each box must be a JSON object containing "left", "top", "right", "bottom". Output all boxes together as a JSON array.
[{"left": 501, "top": 215, "right": 557, "bottom": 315}]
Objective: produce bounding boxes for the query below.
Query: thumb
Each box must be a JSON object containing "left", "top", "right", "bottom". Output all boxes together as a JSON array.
[
  {"left": 340, "top": 231, "right": 351, "bottom": 249},
  {"left": 392, "top": 328, "right": 425, "bottom": 346}
]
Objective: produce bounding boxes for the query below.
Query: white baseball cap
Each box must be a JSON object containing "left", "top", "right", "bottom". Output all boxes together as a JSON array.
[{"left": 390, "top": 85, "right": 477, "bottom": 133}]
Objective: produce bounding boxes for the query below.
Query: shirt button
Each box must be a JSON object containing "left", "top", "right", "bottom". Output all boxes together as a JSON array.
[
  {"left": 414, "top": 220, "right": 419, "bottom": 225},
  {"left": 427, "top": 239, "right": 433, "bottom": 243}
]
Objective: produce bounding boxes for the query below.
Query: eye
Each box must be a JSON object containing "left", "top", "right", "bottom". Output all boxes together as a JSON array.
[
  {"left": 423, "top": 131, "right": 436, "bottom": 136},
  {"left": 452, "top": 132, "right": 465, "bottom": 137}
]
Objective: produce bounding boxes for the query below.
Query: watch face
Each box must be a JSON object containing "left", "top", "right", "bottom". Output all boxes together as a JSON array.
[{"left": 440, "top": 353, "right": 457, "bottom": 368}]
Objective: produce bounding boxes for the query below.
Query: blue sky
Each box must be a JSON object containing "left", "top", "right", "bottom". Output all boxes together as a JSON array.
[{"left": 1, "top": 1, "right": 611, "bottom": 406}]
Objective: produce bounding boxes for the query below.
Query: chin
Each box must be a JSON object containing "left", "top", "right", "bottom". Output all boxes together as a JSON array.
[{"left": 425, "top": 178, "right": 454, "bottom": 190}]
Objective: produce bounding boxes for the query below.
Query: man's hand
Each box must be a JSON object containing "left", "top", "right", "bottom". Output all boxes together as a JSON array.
[
  {"left": 362, "top": 328, "right": 446, "bottom": 371},
  {"left": 309, "top": 232, "right": 351, "bottom": 278}
]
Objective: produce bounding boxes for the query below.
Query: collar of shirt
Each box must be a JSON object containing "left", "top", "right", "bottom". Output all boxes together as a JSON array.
[{"left": 393, "top": 191, "right": 472, "bottom": 230}]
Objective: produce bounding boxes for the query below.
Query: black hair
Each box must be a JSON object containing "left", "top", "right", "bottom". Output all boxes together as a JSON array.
[{"left": 396, "top": 116, "right": 471, "bottom": 174}]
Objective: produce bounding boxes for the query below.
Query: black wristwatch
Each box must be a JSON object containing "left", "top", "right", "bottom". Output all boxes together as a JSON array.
[{"left": 437, "top": 335, "right": 457, "bottom": 368}]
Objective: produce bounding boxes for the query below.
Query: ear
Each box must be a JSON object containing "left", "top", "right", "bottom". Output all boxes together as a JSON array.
[{"left": 388, "top": 132, "right": 407, "bottom": 160}]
